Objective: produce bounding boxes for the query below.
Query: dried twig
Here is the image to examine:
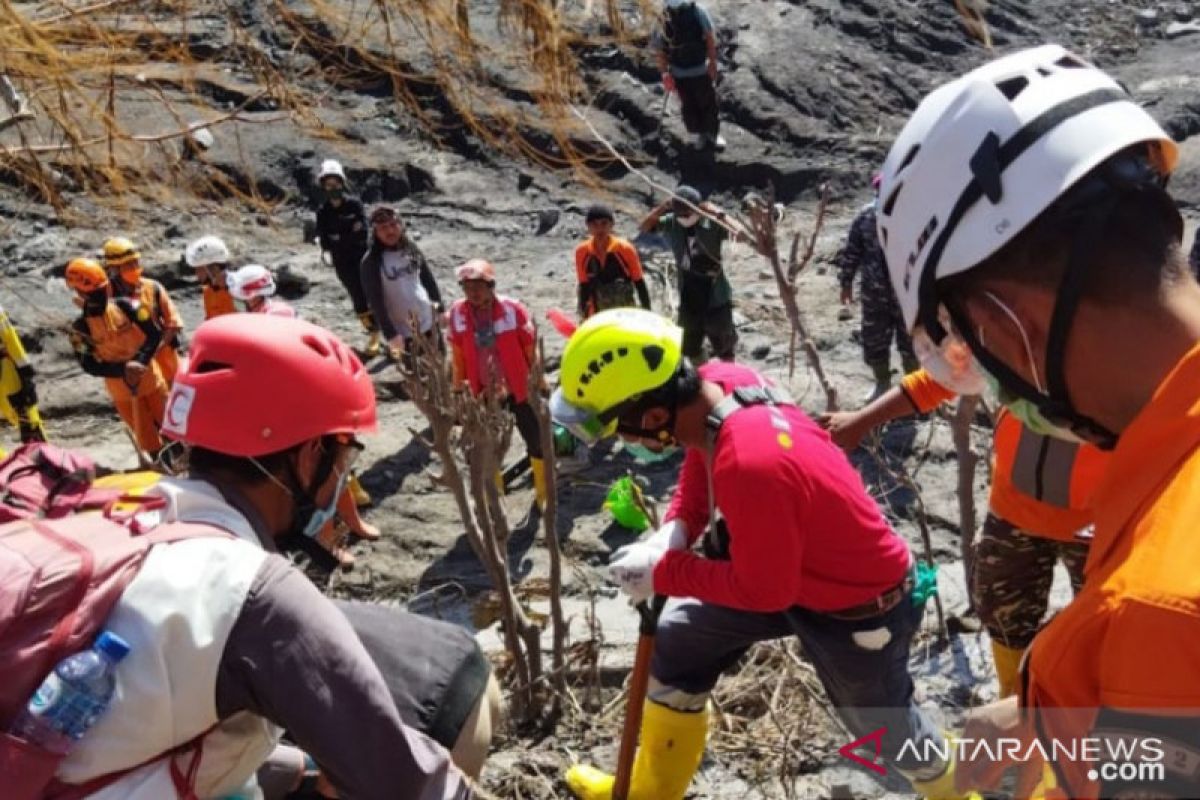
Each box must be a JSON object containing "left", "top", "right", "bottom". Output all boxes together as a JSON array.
[
  {"left": 745, "top": 183, "right": 839, "bottom": 411},
  {"left": 951, "top": 394, "right": 981, "bottom": 612}
]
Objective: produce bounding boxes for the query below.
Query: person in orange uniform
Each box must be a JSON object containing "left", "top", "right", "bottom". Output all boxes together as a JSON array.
[
  {"left": 185, "top": 235, "right": 239, "bottom": 319},
  {"left": 574, "top": 205, "right": 652, "bottom": 319},
  {"left": 65, "top": 258, "right": 169, "bottom": 457},
  {"left": 875, "top": 46, "right": 1200, "bottom": 799},
  {"left": 446, "top": 259, "right": 546, "bottom": 508},
  {"left": 820, "top": 368, "right": 1108, "bottom": 698},
  {"left": 103, "top": 236, "right": 184, "bottom": 385}
]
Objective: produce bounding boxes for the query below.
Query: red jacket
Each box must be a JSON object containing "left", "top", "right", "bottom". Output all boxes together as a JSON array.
[
  {"left": 655, "top": 362, "right": 912, "bottom": 612},
  {"left": 447, "top": 296, "right": 536, "bottom": 403}
]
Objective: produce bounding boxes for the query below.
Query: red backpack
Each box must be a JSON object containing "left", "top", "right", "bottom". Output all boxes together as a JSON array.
[
  {"left": 0, "top": 497, "right": 231, "bottom": 799},
  {"left": 0, "top": 444, "right": 123, "bottom": 523}
]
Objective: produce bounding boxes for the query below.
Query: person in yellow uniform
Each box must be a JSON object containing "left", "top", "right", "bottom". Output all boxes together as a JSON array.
[
  {"left": 0, "top": 303, "right": 47, "bottom": 453},
  {"left": 875, "top": 45, "right": 1200, "bottom": 799},
  {"left": 185, "top": 235, "right": 239, "bottom": 319},
  {"left": 65, "top": 258, "right": 169, "bottom": 457},
  {"left": 103, "top": 236, "right": 185, "bottom": 385}
]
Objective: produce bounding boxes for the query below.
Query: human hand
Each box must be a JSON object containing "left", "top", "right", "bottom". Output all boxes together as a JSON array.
[
  {"left": 955, "top": 697, "right": 1039, "bottom": 795},
  {"left": 840, "top": 285, "right": 853, "bottom": 306},
  {"left": 124, "top": 361, "right": 146, "bottom": 387},
  {"left": 608, "top": 540, "right": 667, "bottom": 604},
  {"left": 662, "top": 72, "right": 676, "bottom": 94},
  {"left": 816, "top": 411, "right": 871, "bottom": 451},
  {"left": 707, "top": 59, "right": 718, "bottom": 81},
  {"left": 642, "top": 519, "right": 689, "bottom": 552}
]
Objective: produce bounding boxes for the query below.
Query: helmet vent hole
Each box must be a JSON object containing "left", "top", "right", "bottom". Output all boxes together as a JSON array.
[
  {"left": 641, "top": 345, "right": 665, "bottom": 372},
  {"left": 994, "top": 76, "right": 1029, "bottom": 100},
  {"left": 896, "top": 143, "right": 921, "bottom": 174},
  {"left": 881, "top": 183, "right": 903, "bottom": 216},
  {"left": 1054, "top": 54, "right": 1086, "bottom": 69},
  {"left": 193, "top": 360, "right": 232, "bottom": 375},
  {"left": 301, "top": 334, "right": 332, "bottom": 358}
]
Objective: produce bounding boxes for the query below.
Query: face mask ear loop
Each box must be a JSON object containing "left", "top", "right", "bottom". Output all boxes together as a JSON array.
[{"left": 982, "top": 290, "right": 1046, "bottom": 393}]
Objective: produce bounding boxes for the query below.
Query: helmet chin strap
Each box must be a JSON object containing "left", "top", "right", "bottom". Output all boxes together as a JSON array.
[{"left": 947, "top": 193, "right": 1124, "bottom": 450}]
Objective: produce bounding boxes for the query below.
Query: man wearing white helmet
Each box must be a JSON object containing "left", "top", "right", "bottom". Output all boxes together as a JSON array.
[
  {"left": 877, "top": 45, "right": 1197, "bottom": 799},
  {"left": 652, "top": 0, "right": 725, "bottom": 151},
  {"left": 314, "top": 159, "right": 380, "bottom": 356},
  {"left": 185, "top": 235, "right": 238, "bottom": 320}
]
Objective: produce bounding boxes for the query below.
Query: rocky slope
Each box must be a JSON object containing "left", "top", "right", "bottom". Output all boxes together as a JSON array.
[{"left": 2, "top": 0, "right": 1199, "bottom": 797}]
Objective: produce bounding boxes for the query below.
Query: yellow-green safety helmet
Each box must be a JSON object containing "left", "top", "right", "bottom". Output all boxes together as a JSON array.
[{"left": 550, "top": 308, "right": 682, "bottom": 443}]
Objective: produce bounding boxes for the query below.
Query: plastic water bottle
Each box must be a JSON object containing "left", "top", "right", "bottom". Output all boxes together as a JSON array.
[{"left": 9, "top": 631, "right": 131, "bottom": 754}]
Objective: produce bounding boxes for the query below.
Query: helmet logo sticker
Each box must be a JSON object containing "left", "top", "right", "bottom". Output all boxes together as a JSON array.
[
  {"left": 903, "top": 216, "right": 939, "bottom": 290},
  {"left": 162, "top": 383, "right": 196, "bottom": 436}
]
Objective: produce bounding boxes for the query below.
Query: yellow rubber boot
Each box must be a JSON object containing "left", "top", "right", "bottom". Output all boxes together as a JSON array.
[
  {"left": 566, "top": 702, "right": 708, "bottom": 800},
  {"left": 531, "top": 457, "right": 548, "bottom": 509},
  {"left": 908, "top": 750, "right": 983, "bottom": 800},
  {"left": 991, "top": 641, "right": 1026, "bottom": 699},
  {"left": 494, "top": 469, "right": 506, "bottom": 496},
  {"left": 358, "top": 312, "right": 381, "bottom": 357},
  {"left": 348, "top": 472, "right": 372, "bottom": 508}
]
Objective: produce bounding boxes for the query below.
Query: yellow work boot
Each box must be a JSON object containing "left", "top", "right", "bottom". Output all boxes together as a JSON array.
[
  {"left": 358, "top": 312, "right": 381, "bottom": 357},
  {"left": 565, "top": 702, "right": 708, "bottom": 800},
  {"left": 531, "top": 457, "right": 548, "bottom": 509},
  {"left": 991, "top": 641, "right": 1025, "bottom": 699},
  {"left": 348, "top": 472, "right": 372, "bottom": 508},
  {"left": 494, "top": 469, "right": 506, "bottom": 496},
  {"left": 908, "top": 753, "right": 983, "bottom": 800}
]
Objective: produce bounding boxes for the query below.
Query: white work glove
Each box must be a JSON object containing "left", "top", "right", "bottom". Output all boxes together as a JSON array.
[{"left": 607, "top": 521, "right": 687, "bottom": 604}]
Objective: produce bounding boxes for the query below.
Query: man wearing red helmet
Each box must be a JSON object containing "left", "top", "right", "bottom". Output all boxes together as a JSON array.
[{"left": 39, "top": 314, "right": 475, "bottom": 799}]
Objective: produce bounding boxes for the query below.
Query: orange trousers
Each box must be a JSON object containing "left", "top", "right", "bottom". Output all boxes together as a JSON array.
[
  {"left": 103, "top": 367, "right": 168, "bottom": 453},
  {"left": 154, "top": 346, "right": 180, "bottom": 388}
]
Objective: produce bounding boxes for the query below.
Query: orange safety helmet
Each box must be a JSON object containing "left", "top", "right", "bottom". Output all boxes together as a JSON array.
[
  {"left": 65, "top": 258, "right": 109, "bottom": 293},
  {"left": 455, "top": 259, "right": 496, "bottom": 284}
]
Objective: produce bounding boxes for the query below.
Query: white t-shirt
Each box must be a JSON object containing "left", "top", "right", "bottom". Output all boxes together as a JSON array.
[{"left": 380, "top": 249, "right": 433, "bottom": 338}]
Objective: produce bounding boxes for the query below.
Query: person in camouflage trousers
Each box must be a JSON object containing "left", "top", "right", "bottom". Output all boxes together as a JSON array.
[
  {"left": 973, "top": 513, "right": 1088, "bottom": 653},
  {"left": 836, "top": 180, "right": 918, "bottom": 403}
]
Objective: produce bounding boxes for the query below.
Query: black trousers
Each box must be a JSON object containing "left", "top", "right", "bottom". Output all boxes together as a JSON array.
[{"left": 675, "top": 74, "right": 719, "bottom": 136}]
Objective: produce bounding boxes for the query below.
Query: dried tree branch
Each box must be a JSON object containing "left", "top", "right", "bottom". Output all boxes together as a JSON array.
[{"left": 951, "top": 394, "right": 981, "bottom": 613}]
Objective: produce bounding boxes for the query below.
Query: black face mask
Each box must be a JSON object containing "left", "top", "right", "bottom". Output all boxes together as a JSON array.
[
  {"left": 325, "top": 188, "right": 345, "bottom": 201},
  {"left": 83, "top": 288, "right": 108, "bottom": 316}
]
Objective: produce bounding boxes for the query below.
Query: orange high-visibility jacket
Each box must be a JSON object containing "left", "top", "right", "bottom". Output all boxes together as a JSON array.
[
  {"left": 1023, "top": 341, "right": 1200, "bottom": 799},
  {"left": 900, "top": 369, "right": 1108, "bottom": 540}
]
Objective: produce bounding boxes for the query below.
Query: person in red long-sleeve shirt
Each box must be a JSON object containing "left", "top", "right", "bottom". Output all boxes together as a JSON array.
[{"left": 551, "top": 309, "right": 974, "bottom": 800}]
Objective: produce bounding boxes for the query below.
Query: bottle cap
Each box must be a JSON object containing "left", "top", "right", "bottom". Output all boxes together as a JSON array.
[{"left": 94, "top": 631, "right": 132, "bottom": 663}]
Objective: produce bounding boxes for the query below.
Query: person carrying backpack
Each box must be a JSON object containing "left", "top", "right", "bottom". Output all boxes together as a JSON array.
[
  {"left": 103, "top": 237, "right": 185, "bottom": 386},
  {"left": 0, "top": 313, "right": 473, "bottom": 800},
  {"left": 0, "top": 304, "right": 46, "bottom": 449},
  {"left": 314, "top": 159, "right": 380, "bottom": 356},
  {"left": 574, "top": 204, "right": 651, "bottom": 319},
  {"left": 65, "top": 258, "right": 169, "bottom": 457},
  {"left": 653, "top": 0, "right": 724, "bottom": 151},
  {"left": 552, "top": 309, "right": 977, "bottom": 800},
  {"left": 875, "top": 45, "right": 1199, "bottom": 799}
]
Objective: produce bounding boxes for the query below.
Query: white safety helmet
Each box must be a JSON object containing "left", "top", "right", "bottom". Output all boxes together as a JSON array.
[
  {"left": 226, "top": 264, "right": 277, "bottom": 301},
  {"left": 665, "top": 0, "right": 692, "bottom": 8},
  {"left": 185, "top": 235, "right": 231, "bottom": 268},
  {"left": 876, "top": 44, "right": 1178, "bottom": 335},
  {"left": 317, "top": 159, "right": 347, "bottom": 184},
  {"left": 189, "top": 125, "right": 214, "bottom": 151}
]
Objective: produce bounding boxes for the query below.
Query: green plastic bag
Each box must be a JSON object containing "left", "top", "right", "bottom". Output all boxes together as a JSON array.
[
  {"left": 911, "top": 560, "right": 939, "bottom": 609},
  {"left": 604, "top": 475, "right": 650, "bottom": 533}
]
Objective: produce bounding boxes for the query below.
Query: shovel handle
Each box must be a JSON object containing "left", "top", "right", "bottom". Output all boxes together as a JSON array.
[{"left": 613, "top": 595, "right": 667, "bottom": 800}]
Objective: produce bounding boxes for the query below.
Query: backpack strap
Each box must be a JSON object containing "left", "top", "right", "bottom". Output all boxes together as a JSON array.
[{"left": 704, "top": 384, "right": 793, "bottom": 435}]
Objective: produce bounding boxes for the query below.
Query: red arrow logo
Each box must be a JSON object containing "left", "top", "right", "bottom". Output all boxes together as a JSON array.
[{"left": 838, "top": 727, "right": 888, "bottom": 775}]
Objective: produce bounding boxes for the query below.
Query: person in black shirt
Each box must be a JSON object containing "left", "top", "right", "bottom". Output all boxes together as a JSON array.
[{"left": 314, "top": 159, "right": 379, "bottom": 356}]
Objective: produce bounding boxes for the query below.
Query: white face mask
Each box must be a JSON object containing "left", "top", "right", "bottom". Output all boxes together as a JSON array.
[{"left": 678, "top": 214, "right": 700, "bottom": 228}]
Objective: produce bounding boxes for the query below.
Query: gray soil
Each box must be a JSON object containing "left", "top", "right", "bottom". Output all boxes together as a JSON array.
[{"left": 2, "top": 1, "right": 1199, "bottom": 796}]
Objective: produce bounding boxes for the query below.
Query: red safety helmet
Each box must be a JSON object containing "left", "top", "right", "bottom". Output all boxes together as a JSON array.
[
  {"left": 161, "top": 314, "right": 377, "bottom": 456},
  {"left": 455, "top": 258, "right": 496, "bottom": 284}
]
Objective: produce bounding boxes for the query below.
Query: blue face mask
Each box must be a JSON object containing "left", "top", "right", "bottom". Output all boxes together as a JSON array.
[
  {"left": 623, "top": 441, "right": 679, "bottom": 464},
  {"left": 299, "top": 466, "right": 350, "bottom": 538}
]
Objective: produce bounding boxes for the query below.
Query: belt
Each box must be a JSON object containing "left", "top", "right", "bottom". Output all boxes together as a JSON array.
[{"left": 826, "top": 570, "right": 915, "bottom": 622}]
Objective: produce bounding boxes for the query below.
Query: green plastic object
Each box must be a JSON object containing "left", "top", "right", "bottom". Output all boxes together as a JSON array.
[
  {"left": 604, "top": 476, "right": 651, "bottom": 533},
  {"left": 552, "top": 424, "right": 577, "bottom": 458},
  {"left": 912, "top": 560, "right": 939, "bottom": 608}
]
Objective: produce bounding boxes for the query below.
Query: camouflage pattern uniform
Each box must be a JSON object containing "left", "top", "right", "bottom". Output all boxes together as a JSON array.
[
  {"left": 972, "top": 512, "right": 1088, "bottom": 649},
  {"left": 836, "top": 203, "right": 917, "bottom": 372}
]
